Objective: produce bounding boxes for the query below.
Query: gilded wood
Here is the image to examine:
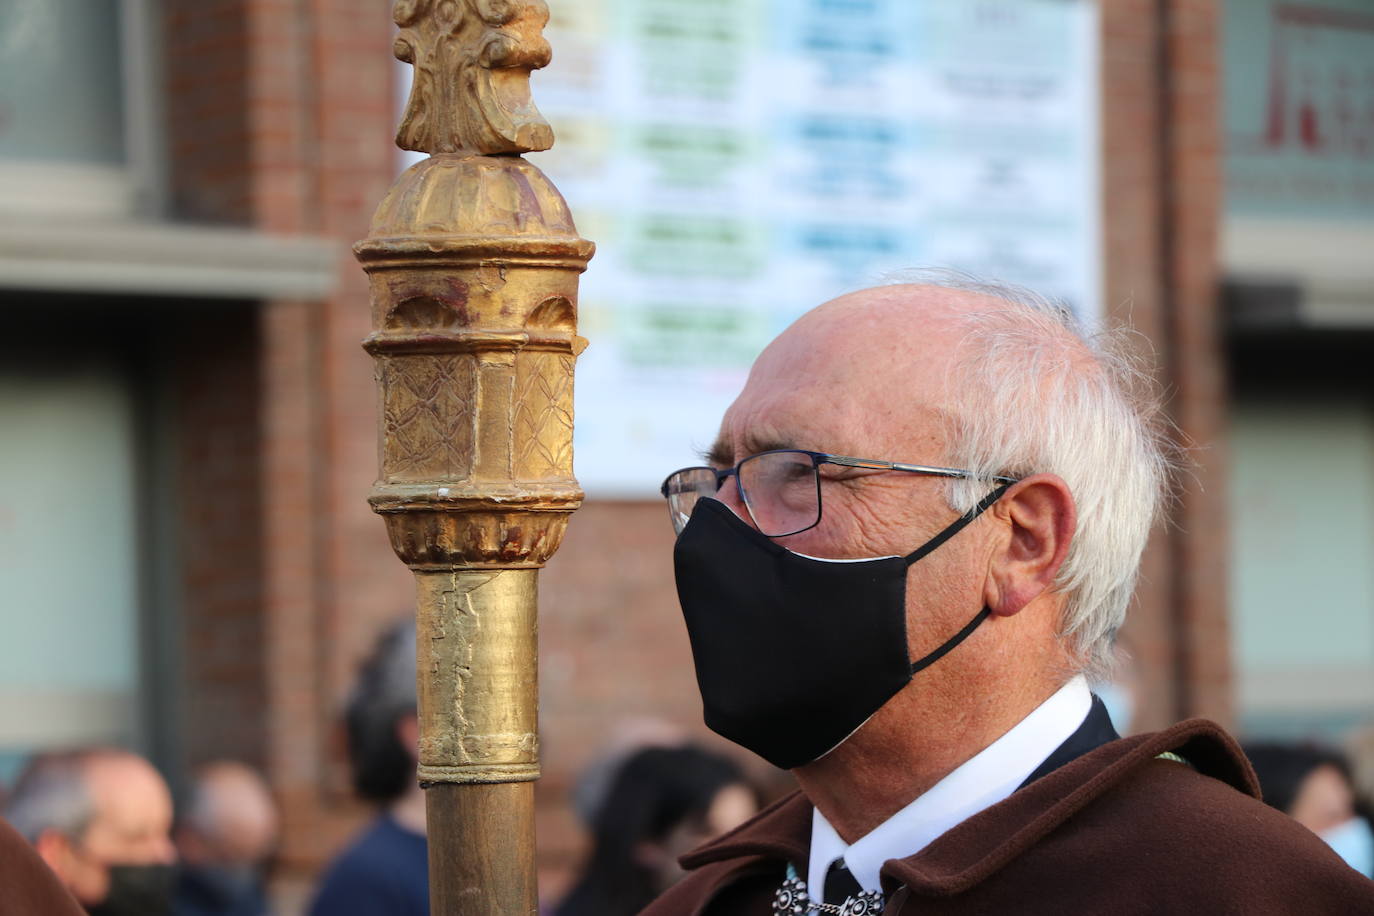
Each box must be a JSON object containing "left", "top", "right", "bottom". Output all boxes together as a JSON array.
[
  {"left": 357, "top": 152, "right": 593, "bottom": 581},
  {"left": 426, "top": 783, "right": 538, "bottom": 914},
  {"left": 358, "top": 3, "right": 592, "bottom": 909},
  {"left": 513, "top": 352, "right": 574, "bottom": 480},
  {"left": 414, "top": 568, "right": 540, "bottom": 783},
  {"left": 380, "top": 355, "right": 477, "bottom": 483},
  {"left": 393, "top": 0, "right": 555, "bottom": 155}
]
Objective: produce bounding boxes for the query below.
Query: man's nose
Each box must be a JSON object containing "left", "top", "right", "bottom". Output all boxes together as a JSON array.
[{"left": 714, "top": 476, "right": 756, "bottom": 529}]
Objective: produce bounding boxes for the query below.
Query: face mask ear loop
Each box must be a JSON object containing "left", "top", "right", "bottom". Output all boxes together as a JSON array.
[
  {"left": 902, "top": 482, "right": 1014, "bottom": 566},
  {"left": 902, "top": 482, "right": 1014, "bottom": 676},
  {"left": 910, "top": 605, "right": 993, "bottom": 674}
]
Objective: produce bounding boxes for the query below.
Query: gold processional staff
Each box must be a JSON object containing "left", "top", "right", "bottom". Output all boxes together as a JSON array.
[{"left": 355, "top": 1, "right": 593, "bottom": 912}]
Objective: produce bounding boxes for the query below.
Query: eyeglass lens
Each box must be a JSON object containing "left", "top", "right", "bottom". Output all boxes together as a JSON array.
[
  {"left": 738, "top": 451, "right": 820, "bottom": 536},
  {"left": 664, "top": 451, "right": 821, "bottom": 537},
  {"left": 665, "top": 467, "right": 719, "bottom": 535}
]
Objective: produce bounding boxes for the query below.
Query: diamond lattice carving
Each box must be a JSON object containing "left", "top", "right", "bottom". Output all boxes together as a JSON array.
[
  {"left": 513, "top": 352, "right": 573, "bottom": 480},
  {"left": 382, "top": 355, "right": 477, "bottom": 482}
]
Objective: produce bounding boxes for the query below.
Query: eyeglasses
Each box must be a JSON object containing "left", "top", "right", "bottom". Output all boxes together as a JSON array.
[{"left": 660, "top": 448, "right": 1019, "bottom": 537}]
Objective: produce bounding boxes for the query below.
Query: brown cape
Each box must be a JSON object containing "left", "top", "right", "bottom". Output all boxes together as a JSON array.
[
  {"left": 0, "top": 816, "right": 85, "bottom": 915},
  {"left": 643, "top": 719, "right": 1374, "bottom": 915}
]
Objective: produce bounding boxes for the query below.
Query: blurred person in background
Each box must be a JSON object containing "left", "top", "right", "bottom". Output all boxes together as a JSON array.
[
  {"left": 569, "top": 716, "right": 688, "bottom": 830},
  {"left": 1245, "top": 742, "right": 1373, "bottom": 878},
  {"left": 310, "top": 620, "right": 427, "bottom": 916},
  {"left": 1347, "top": 724, "right": 1374, "bottom": 818},
  {"left": 5, "top": 748, "right": 177, "bottom": 915},
  {"left": 556, "top": 744, "right": 759, "bottom": 916},
  {"left": 173, "top": 761, "right": 279, "bottom": 916}
]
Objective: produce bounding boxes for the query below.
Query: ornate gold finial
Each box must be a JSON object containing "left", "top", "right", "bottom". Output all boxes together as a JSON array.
[{"left": 393, "top": 0, "right": 555, "bottom": 155}]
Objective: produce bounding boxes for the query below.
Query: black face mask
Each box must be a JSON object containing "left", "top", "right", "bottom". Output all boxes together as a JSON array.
[
  {"left": 673, "top": 485, "right": 1011, "bottom": 770},
  {"left": 85, "top": 863, "right": 174, "bottom": 916}
]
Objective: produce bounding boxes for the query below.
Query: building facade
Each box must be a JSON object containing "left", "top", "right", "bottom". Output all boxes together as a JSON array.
[{"left": 1, "top": 0, "right": 1367, "bottom": 909}]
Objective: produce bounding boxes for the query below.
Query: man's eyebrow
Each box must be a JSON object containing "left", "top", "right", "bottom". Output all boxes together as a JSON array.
[
  {"left": 747, "top": 436, "right": 797, "bottom": 454},
  {"left": 703, "top": 435, "right": 798, "bottom": 466},
  {"left": 703, "top": 440, "right": 733, "bottom": 467}
]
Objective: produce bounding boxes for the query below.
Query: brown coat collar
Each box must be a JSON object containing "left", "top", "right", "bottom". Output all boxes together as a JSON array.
[{"left": 681, "top": 718, "right": 1258, "bottom": 897}]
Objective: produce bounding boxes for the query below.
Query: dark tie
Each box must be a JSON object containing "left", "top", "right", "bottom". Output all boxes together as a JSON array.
[{"left": 823, "top": 857, "right": 863, "bottom": 905}]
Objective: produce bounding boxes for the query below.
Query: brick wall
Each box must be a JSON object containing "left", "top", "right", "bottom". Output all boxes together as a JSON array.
[
  {"left": 1159, "top": 0, "right": 1231, "bottom": 726},
  {"left": 174, "top": 306, "right": 268, "bottom": 770},
  {"left": 164, "top": 1, "right": 254, "bottom": 224},
  {"left": 163, "top": 0, "right": 415, "bottom": 899},
  {"left": 1099, "top": 0, "right": 1229, "bottom": 730}
]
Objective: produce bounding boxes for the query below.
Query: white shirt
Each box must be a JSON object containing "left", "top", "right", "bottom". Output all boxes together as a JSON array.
[{"left": 806, "top": 675, "right": 1092, "bottom": 897}]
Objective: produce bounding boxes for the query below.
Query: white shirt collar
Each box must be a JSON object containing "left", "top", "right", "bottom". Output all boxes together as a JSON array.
[{"left": 807, "top": 675, "right": 1092, "bottom": 896}]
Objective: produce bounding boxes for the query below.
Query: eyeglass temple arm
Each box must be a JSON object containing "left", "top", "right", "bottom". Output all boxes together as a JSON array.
[{"left": 823, "top": 455, "right": 1019, "bottom": 484}]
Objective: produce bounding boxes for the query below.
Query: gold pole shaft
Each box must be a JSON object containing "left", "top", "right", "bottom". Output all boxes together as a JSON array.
[
  {"left": 356, "top": 3, "right": 592, "bottom": 912},
  {"left": 413, "top": 570, "right": 540, "bottom": 787},
  {"left": 426, "top": 783, "right": 537, "bottom": 911}
]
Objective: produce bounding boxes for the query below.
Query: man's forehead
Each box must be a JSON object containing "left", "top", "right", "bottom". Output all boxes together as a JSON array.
[
  {"left": 713, "top": 286, "right": 967, "bottom": 460},
  {"left": 791, "top": 283, "right": 977, "bottom": 333},
  {"left": 87, "top": 755, "right": 169, "bottom": 819},
  {"left": 713, "top": 376, "right": 952, "bottom": 463},
  {"left": 763, "top": 287, "right": 969, "bottom": 376}
]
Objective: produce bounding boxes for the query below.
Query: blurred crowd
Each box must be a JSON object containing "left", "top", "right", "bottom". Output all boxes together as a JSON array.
[
  {"left": 3, "top": 752, "right": 273, "bottom": 915},
  {"left": 0, "top": 618, "right": 1368, "bottom": 915}
]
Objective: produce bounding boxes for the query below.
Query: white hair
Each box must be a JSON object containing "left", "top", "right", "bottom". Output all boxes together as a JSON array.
[
  {"left": 4, "top": 752, "right": 97, "bottom": 844},
  {"left": 883, "top": 269, "right": 1172, "bottom": 680}
]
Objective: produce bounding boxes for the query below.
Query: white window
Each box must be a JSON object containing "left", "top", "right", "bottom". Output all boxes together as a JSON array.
[
  {"left": 0, "top": 0, "right": 163, "bottom": 219},
  {"left": 0, "top": 357, "right": 142, "bottom": 779}
]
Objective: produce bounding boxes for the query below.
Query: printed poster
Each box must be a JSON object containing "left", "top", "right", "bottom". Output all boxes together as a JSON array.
[{"left": 400, "top": 0, "right": 1101, "bottom": 496}]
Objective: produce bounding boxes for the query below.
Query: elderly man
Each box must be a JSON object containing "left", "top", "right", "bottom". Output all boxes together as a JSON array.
[
  {"left": 173, "top": 761, "right": 278, "bottom": 916},
  {"left": 6, "top": 748, "right": 177, "bottom": 915},
  {"left": 647, "top": 281, "right": 1374, "bottom": 913}
]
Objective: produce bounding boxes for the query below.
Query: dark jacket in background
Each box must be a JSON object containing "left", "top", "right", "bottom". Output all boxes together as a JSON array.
[
  {"left": 174, "top": 865, "right": 269, "bottom": 916},
  {"left": 308, "top": 815, "right": 428, "bottom": 916},
  {"left": 644, "top": 720, "right": 1374, "bottom": 914}
]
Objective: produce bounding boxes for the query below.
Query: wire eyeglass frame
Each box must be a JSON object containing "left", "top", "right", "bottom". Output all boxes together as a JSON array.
[{"left": 660, "top": 448, "right": 1019, "bottom": 537}]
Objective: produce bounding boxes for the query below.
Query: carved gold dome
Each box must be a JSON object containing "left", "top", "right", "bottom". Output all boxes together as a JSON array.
[{"left": 365, "top": 153, "right": 583, "bottom": 241}]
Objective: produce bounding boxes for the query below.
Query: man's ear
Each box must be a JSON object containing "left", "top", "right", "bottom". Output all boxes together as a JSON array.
[
  {"left": 33, "top": 828, "right": 75, "bottom": 880},
  {"left": 983, "top": 474, "right": 1076, "bottom": 617}
]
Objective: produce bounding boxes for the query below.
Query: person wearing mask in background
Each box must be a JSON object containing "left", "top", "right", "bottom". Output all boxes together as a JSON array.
[
  {"left": 310, "top": 620, "right": 428, "bottom": 916},
  {"left": 1245, "top": 742, "right": 1373, "bottom": 879},
  {"left": 6, "top": 748, "right": 177, "bottom": 915},
  {"left": 645, "top": 277, "right": 1374, "bottom": 913},
  {"left": 556, "top": 744, "right": 759, "bottom": 916},
  {"left": 173, "top": 761, "right": 279, "bottom": 916}
]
